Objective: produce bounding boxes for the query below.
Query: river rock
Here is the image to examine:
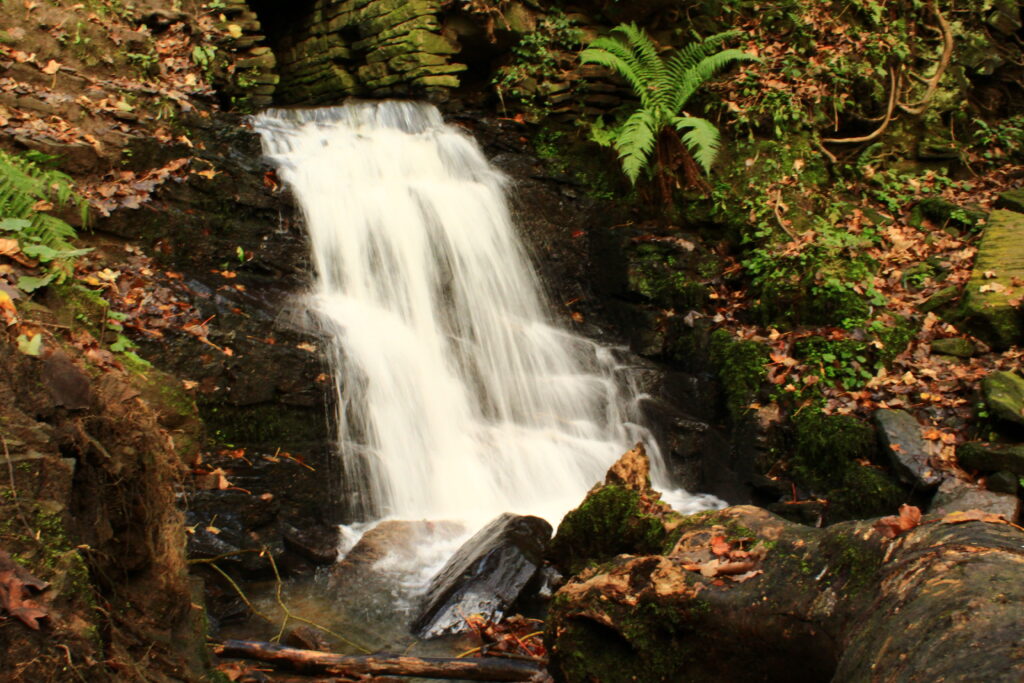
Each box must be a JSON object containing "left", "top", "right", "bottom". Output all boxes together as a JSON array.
[
  {"left": 981, "top": 371, "right": 1024, "bottom": 427},
  {"left": 412, "top": 513, "right": 552, "bottom": 638},
  {"left": 872, "top": 409, "right": 942, "bottom": 489},
  {"left": 928, "top": 476, "right": 1021, "bottom": 521},
  {"left": 957, "top": 441, "right": 1024, "bottom": 475}
]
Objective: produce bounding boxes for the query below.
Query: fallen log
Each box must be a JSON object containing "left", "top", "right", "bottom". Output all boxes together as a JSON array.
[{"left": 216, "top": 640, "right": 548, "bottom": 681}]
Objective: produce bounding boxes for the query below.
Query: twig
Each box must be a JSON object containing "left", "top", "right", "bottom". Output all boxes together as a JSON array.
[
  {"left": 822, "top": 66, "right": 898, "bottom": 145},
  {"left": 2, "top": 437, "right": 35, "bottom": 535},
  {"left": 265, "top": 551, "right": 371, "bottom": 654}
]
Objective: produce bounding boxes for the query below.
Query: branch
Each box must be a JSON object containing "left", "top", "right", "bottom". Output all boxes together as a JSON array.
[{"left": 215, "top": 640, "right": 548, "bottom": 682}]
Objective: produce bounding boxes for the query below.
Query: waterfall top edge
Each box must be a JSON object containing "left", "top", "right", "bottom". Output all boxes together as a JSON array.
[{"left": 253, "top": 100, "right": 444, "bottom": 135}]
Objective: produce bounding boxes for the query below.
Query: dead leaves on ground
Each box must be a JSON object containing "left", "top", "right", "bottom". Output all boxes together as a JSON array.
[{"left": 0, "top": 549, "right": 49, "bottom": 630}]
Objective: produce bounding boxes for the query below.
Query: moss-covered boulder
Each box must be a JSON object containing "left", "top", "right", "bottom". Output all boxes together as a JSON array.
[
  {"left": 548, "top": 444, "right": 681, "bottom": 576},
  {"left": 981, "top": 370, "right": 1024, "bottom": 427},
  {"left": 961, "top": 210, "right": 1024, "bottom": 349},
  {"left": 545, "top": 505, "right": 1024, "bottom": 682},
  {"left": 930, "top": 337, "right": 977, "bottom": 358},
  {"left": 958, "top": 441, "right": 1024, "bottom": 476},
  {"left": 789, "top": 410, "right": 906, "bottom": 522}
]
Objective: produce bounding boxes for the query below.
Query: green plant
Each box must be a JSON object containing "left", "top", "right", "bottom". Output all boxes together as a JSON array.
[
  {"left": 492, "top": 10, "right": 583, "bottom": 119},
  {"left": 0, "top": 151, "right": 89, "bottom": 292},
  {"left": 579, "top": 24, "right": 757, "bottom": 200}
]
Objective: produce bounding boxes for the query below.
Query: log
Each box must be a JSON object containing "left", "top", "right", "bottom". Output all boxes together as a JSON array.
[{"left": 216, "top": 640, "right": 547, "bottom": 681}]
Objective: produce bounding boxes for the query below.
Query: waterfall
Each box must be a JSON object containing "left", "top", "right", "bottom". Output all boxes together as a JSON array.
[{"left": 254, "top": 101, "right": 720, "bottom": 526}]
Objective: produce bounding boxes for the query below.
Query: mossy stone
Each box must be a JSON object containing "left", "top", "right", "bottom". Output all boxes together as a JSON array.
[
  {"left": 930, "top": 337, "right": 976, "bottom": 358},
  {"left": 981, "top": 371, "right": 1024, "bottom": 427},
  {"left": 548, "top": 484, "right": 667, "bottom": 576},
  {"left": 994, "top": 189, "right": 1024, "bottom": 213},
  {"left": 960, "top": 210, "right": 1024, "bottom": 349},
  {"left": 708, "top": 329, "right": 768, "bottom": 423},
  {"left": 957, "top": 441, "right": 1024, "bottom": 476}
]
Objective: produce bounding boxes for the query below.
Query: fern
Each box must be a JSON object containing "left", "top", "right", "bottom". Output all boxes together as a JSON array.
[
  {"left": 580, "top": 24, "right": 757, "bottom": 185},
  {"left": 0, "top": 150, "right": 89, "bottom": 289}
]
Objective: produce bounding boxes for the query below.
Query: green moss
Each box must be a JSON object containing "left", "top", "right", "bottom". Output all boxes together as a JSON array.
[
  {"left": 549, "top": 485, "right": 668, "bottom": 575},
  {"left": 790, "top": 408, "right": 905, "bottom": 521},
  {"left": 819, "top": 528, "right": 884, "bottom": 595},
  {"left": 709, "top": 328, "right": 768, "bottom": 422}
]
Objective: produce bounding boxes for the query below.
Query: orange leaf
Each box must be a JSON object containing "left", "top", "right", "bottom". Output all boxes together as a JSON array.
[{"left": 710, "top": 535, "right": 730, "bottom": 557}]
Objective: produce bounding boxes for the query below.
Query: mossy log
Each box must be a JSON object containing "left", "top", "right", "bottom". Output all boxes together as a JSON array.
[{"left": 546, "top": 503, "right": 1024, "bottom": 682}]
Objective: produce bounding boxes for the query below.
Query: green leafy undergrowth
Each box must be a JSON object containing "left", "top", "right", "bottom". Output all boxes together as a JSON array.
[{"left": 0, "top": 150, "right": 90, "bottom": 292}]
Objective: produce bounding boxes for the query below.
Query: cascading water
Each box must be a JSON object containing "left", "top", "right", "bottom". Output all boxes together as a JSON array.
[{"left": 254, "top": 101, "right": 720, "bottom": 529}]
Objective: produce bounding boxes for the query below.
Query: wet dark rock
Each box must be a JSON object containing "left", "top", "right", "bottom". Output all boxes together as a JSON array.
[
  {"left": 986, "top": 470, "right": 1020, "bottom": 495},
  {"left": 957, "top": 441, "right": 1024, "bottom": 476},
  {"left": 281, "top": 521, "right": 341, "bottom": 565},
  {"left": 412, "top": 513, "right": 552, "bottom": 638},
  {"left": 873, "top": 409, "right": 942, "bottom": 489},
  {"left": 284, "top": 625, "right": 331, "bottom": 652},
  {"left": 982, "top": 371, "right": 1024, "bottom": 427}
]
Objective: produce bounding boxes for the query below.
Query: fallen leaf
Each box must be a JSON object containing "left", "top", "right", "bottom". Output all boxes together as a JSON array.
[
  {"left": 710, "top": 535, "right": 730, "bottom": 557},
  {"left": 873, "top": 504, "right": 922, "bottom": 539},
  {"left": 40, "top": 59, "right": 61, "bottom": 75},
  {"left": 940, "top": 509, "right": 1010, "bottom": 526}
]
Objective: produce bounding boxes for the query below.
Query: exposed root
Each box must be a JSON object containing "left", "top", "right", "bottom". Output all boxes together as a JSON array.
[
  {"left": 823, "top": 66, "right": 898, "bottom": 145},
  {"left": 898, "top": 0, "right": 954, "bottom": 115}
]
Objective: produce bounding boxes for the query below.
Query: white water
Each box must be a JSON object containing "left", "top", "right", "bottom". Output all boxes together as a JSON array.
[{"left": 254, "top": 101, "right": 721, "bottom": 528}]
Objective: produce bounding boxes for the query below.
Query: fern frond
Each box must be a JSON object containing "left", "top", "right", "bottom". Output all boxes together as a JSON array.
[
  {"left": 580, "top": 42, "right": 650, "bottom": 107},
  {"left": 616, "top": 108, "right": 658, "bottom": 184},
  {"left": 615, "top": 23, "right": 668, "bottom": 99},
  {"left": 0, "top": 150, "right": 88, "bottom": 282},
  {"left": 673, "top": 116, "right": 721, "bottom": 173},
  {"left": 673, "top": 49, "right": 760, "bottom": 111}
]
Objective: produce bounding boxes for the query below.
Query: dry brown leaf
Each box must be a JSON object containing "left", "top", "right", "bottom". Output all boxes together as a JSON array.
[
  {"left": 940, "top": 509, "right": 1010, "bottom": 526},
  {"left": 40, "top": 59, "right": 61, "bottom": 75},
  {"left": 873, "top": 504, "right": 922, "bottom": 539},
  {"left": 710, "top": 535, "right": 731, "bottom": 557}
]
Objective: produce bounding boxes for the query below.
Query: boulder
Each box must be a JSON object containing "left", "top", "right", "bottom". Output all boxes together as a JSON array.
[
  {"left": 546, "top": 504, "right": 1024, "bottom": 682},
  {"left": 960, "top": 210, "right": 1024, "bottom": 349},
  {"left": 872, "top": 409, "right": 942, "bottom": 489},
  {"left": 986, "top": 471, "right": 1020, "bottom": 495},
  {"left": 412, "top": 513, "right": 552, "bottom": 638},
  {"left": 981, "top": 371, "right": 1024, "bottom": 427},
  {"left": 929, "top": 476, "right": 1020, "bottom": 521},
  {"left": 957, "top": 441, "right": 1024, "bottom": 476}
]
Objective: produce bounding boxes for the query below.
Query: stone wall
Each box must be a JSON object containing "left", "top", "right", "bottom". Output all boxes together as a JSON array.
[
  {"left": 274, "top": 0, "right": 466, "bottom": 103},
  {"left": 206, "top": 0, "right": 280, "bottom": 109}
]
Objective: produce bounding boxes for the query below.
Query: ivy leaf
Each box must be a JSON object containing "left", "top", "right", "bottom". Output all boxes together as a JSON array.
[
  {"left": 16, "top": 333, "right": 42, "bottom": 356},
  {"left": 17, "top": 274, "right": 54, "bottom": 292}
]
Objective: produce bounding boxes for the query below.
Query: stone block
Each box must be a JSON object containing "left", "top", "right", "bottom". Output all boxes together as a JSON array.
[
  {"left": 388, "top": 51, "right": 447, "bottom": 72},
  {"left": 981, "top": 371, "right": 1024, "bottom": 427},
  {"left": 412, "top": 74, "right": 460, "bottom": 88},
  {"left": 961, "top": 209, "right": 1024, "bottom": 349}
]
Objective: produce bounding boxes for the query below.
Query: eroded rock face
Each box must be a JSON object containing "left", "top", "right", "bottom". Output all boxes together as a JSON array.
[{"left": 413, "top": 513, "right": 552, "bottom": 638}]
